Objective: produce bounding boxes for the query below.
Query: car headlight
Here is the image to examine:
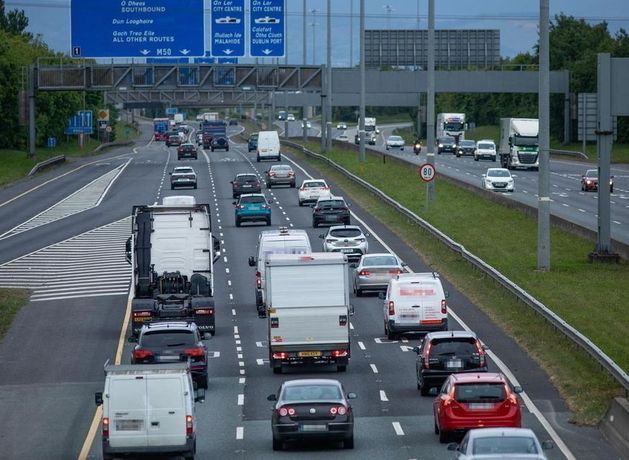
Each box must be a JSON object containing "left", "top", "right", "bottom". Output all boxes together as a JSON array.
[{"left": 438, "top": 144, "right": 443, "bottom": 148}]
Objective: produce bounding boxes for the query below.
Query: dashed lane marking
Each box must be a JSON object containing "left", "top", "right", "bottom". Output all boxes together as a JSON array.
[
  {"left": 392, "top": 422, "right": 405, "bottom": 436},
  {"left": 379, "top": 390, "right": 389, "bottom": 402}
]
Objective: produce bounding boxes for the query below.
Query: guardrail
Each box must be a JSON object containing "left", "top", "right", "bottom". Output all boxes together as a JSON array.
[
  {"left": 282, "top": 139, "right": 629, "bottom": 393},
  {"left": 28, "top": 155, "right": 65, "bottom": 176},
  {"left": 550, "top": 148, "right": 589, "bottom": 159}
]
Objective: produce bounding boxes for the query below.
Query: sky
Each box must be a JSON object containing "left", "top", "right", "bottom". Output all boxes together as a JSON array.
[{"left": 5, "top": 0, "right": 629, "bottom": 64}]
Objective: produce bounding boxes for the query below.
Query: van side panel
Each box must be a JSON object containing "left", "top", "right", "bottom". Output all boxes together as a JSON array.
[
  {"left": 146, "top": 376, "right": 188, "bottom": 447},
  {"left": 256, "top": 131, "right": 281, "bottom": 160},
  {"left": 108, "top": 378, "right": 148, "bottom": 448}
]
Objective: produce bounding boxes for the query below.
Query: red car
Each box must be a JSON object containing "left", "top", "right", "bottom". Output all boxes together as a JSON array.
[
  {"left": 433, "top": 372, "right": 522, "bottom": 443},
  {"left": 581, "top": 169, "right": 614, "bottom": 193}
]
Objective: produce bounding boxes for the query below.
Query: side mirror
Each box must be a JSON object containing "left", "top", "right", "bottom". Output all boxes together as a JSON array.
[
  {"left": 378, "top": 292, "right": 386, "bottom": 300},
  {"left": 125, "top": 237, "right": 132, "bottom": 265},
  {"left": 318, "top": 234, "right": 325, "bottom": 239},
  {"left": 347, "top": 392, "right": 357, "bottom": 399},
  {"left": 94, "top": 392, "right": 103, "bottom": 406},
  {"left": 513, "top": 385, "right": 523, "bottom": 394},
  {"left": 232, "top": 201, "right": 237, "bottom": 205},
  {"left": 267, "top": 199, "right": 274, "bottom": 204},
  {"left": 267, "top": 394, "right": 277, "bottom": 401},
  {"left": 541, "top": 440, "right": 554, "bottom": 450},
  {"left": 446, "top": 442, "right": 459, "bottom": 451},
  {"left": 401, "top": 262, "right": 407, "bottom": 267},
  {"left": 412, "top": 346, "right": 421, "bottom": 354},
  {"left": 444, "top": 290, "right": 450, "bottom": 299},
  {"left": 482, "top": 174, "right": 486, "bottom": 178},
  {"left": 349, "top": 304, "right": 355, "bottom": 316},
  {"left": 230, "top": 181, "right": 233, "bottom": 184},
  {"left": 248, "top": 256, "right": 256, "bottom": 267},
  {"left": 168, "top": 172, "right": 172, "bottom": 175},
  {"left": 195, "top": 389, "right": 206, "bottom": 403},
  {"left": 127, "top": 336, "right": 138, "bottom": 343}
]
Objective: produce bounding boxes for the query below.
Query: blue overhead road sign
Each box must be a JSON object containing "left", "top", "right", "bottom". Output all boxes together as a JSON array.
[
  {"left": 211, "top": 0, "right": 245, "bottom": 58},
  {"left": 249, "top": 0, "right": 285, "bottom": 57},
  {"left": 70, "top": 0, "right": 204, "bottom": 58}
]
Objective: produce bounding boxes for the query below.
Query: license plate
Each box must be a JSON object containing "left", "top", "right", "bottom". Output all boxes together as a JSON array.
[
  {"left": 400, "top": 313, "right": 418, "bottom": 319},
  {"left": 341, "top": 248, "right": 354, "bottom": 253},
  {"left": 301, "top": 424, "right": 327, "bottom": 432},
  {"left": 243, "top": 184, "right": 251, "bottom": 188},
  {"left": 115, "top": 419, "right": 143, "bottom": 431},
  {"left": 157, "top": 355, "right": 180, "bottom": 362},
  {"left": 325, "top": 215, "right": 337, "bottom": 221},
  {"left": 446, "top": 359, "right": 463, "bottom": 369},
  {"left": 469, "top": 403, "right": 494, "bottom": 410},
  {"left": 298, "top": 351, "right": 321, "bottom": 357},
  {"left": 134, "top": 316, "right": 151, "bottom": 322},
  {"left": 309, "top": 195, "right": 318, "bottom": 199}
]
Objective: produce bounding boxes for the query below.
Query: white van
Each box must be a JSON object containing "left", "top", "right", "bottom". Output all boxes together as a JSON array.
[
  {"left": 95, "top": 362, "right": 203, "bottom": 460},
  {"left": 382, "top": 272, "right": 449, "bottom": 339},
  {"left": 248, "top": 227, "right": 311, "bottom": 316},
  {"left": 256, "top": 130, "right": 281, "bottom": 162}
]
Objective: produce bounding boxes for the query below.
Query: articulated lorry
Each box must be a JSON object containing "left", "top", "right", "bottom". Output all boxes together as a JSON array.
[
  {"left": 201, "top": 120, "right": 229, "bottom": 151},
  {"left": 265, "top": 253, "right": 352, "bottom": 374},
  {"left": 355, "top": 117, "right": 378, "bottom": 145},
  {"left": 153, "top": 118, "right": 170, "bottom": 141},
  {"left": 436, "top": 113, "right": 466, "bottom": 143},
  {"left": 498, "top": 118, "right": 539, "bottom": 170},
  {"left": 126, "top": 196, "right": 221, "bottom": 336}
]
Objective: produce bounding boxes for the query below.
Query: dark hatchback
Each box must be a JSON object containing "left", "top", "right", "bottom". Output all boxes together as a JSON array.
[
  {"left": 131, "top": 322, "right": 209, "bottom": 389},
  {"left": 312, "top": 197, "right": 350, "bottom": 228},
  {"left": 231, "top": 173, "right": 262, "bottom": 198},
  {"left": 414, "top": 330, "right": 487, "bottom": 396},
  {"left": 166, "top": 134, "right": 182, "bottom": 147},
  {"left": 268, "top": 379, "right": 356, "bottom": 451},
  {"left": 437, "top": 136, "right": 457, "bottom": 154},
  {"left": 456, "top": 139, "right": 477, "bottom": 157},
  {"left": 177, "top": 143, "right": 198, "bottom": 160}
]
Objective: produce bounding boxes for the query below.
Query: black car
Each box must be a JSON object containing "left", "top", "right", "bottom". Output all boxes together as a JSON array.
[
  {"left": 231, "top": 173, "right": 261, "bottom": 198},
  {"left": 131, "top": 322, "right": 209, "bottom": 389},
  {"left": 268, "top": 379, "right": 356, "bottom": 451},
  {"left": 456, "top": 139, "right": 476, "bottom": 157},
  {"left": 437, "top": 136, "right": 457, "bottom": 154},
  {"left": 413, "top": 330, "right": 487, "bottom": 396},
  {"left": 177, "top": 143, "right": 198, "bottom": 160},
  {"left": 312, "top": 196, "right": 350, "bottom": 228},
  {"left": 229, "top": 119, "right": 238, "bottom": 126}
]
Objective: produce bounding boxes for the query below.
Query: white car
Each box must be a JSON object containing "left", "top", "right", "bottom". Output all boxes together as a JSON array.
[
  {"left": 320, "top": 225, "right": 369, "bottom": 260},
  {"left": 336, "top": 122, "right": 348, "bottom": 130},
  {"left": 298, "top": 179, "right": 331, "bottom": 206},
  {"left": 336, "top": 134, "right": 349, "bottom": 142},
  {"left": 447, "top": 427, "right": 553, "bottom": 459},
  {"left": 386, "top": 135, "right": 405, "bottom": 150},
  {"left": 475, "top": 139, "right": 497, "bottom": 162},
  {"left": 196, "top": 133, "right": 203, "bottom": 145},
  {"left": 482, "top": 168, "right": 514, "bottom": 192},
  {"left": 286, "top": 113, "right": 296, "bottom": 121},
  {"left": 301, "top": 120, "right": 312, "bottom": 129}
]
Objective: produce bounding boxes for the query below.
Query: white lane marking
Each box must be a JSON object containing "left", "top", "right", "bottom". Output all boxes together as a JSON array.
[
  {"left": 236, "top": 427, "right": 244, "bottom": 440},
  {"left": 235, "top": 339, "right": 241, "bottom": 345},
  {"left": 562, "top": 203, "right": 570, "bottom": 207},
  {"left": 392, "top": 422, "right": 405, "bottom": 436},
  {"left": 240, "top": 369, "right": 245, "bottom": 375},
  {"left": 239, "top": 377, "right": 246, "bottom": 384},
  {"left": 400, "top": 345, "right": 414, "bottom": 352},
  {"left": 358, "top": 341, "right": 366, "bottom": 350},
  {"left": 236, "top": 346, "right": 242, "bottom": 352},
  {"left": 256, "top": 358, "right": 264, "bottom": 365},
  {"left": 379, "top": 390, "right": 389, "bottom": 402},
  {"left": 226, "top": 267, "right": 230, "bottom": 274},
  {"left": 229, "top": 293, "right": 234, "bottom": 301},
  {"left": 238, "top": 361, "right": 245, "bottom": 367},
  {"left": 234, "top": 334, "right": 240, "bottom": 339},
  {"left": 256, "top": 341, "right": 264, "bottom": 347},
  {"left": 228, "top": 280, "right": 232, "bottom": 286},
  {"left": 238, "top": 394, "right": 244, "bottom": 406},
  {"left": 232, "top": 308, "right": 236, "bottom": 316},
  {"left": 613, "top": 220, "right": 621, "bottom": 225},
  {"left": 223, "top": 256, "right": 228, "bottom": 263},
  {"left": 234, "top": 326, "right": 239, "bottom": 334},
  {"left": 237, "top": 353, "right": 243, "bottom": 359},
  {"left": 578, "top": 208, "right": 586, "bottom": 213},
  {"left": 370, "top": 364, "right": 379, "bottom": 374}
]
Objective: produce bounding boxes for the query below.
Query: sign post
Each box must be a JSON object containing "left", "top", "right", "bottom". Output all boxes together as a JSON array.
[
  {"left": 249, "top": 0, "right": 286, "bottom": 58},
  {"left": 211, "top": 0, "right": 245, "bottom": 58},
  {"left": 419, "top": 163, "right": 436, "bottom": 210}
]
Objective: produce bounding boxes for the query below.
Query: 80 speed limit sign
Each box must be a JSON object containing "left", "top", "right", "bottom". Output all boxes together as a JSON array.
[{"left": 418, "top": 163, "right": 436, "bottom": 182}]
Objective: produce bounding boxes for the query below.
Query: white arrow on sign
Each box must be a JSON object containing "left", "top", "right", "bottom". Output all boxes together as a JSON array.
[
  {"left": 262, "top": 49, "right": 273, "bottom": 55},
  {"left": 180, "top": 49, "right": 190, "bottom": 55},
  {"left": 223, "top": 49, "right": 234, "bottom": 55},
  {"left": 140, "top": 49, "right": 150, "bottom": 55}
]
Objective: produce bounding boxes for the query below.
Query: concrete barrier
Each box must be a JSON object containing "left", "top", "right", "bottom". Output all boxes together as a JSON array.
[
  {"left": 28, "top": 155, "right": 65, "bottom": 176},
  {"left": 601, "top": 398, "right": 629, "bottom": 459}
]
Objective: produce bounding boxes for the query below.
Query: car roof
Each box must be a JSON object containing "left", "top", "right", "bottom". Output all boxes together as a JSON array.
[
  {"left": 478, "top": 139, "right": 495, "bottom": 143},
  {"left": 328, "top": 225, "right": 362, "bottom": 232},
  {"left": 451, "top": 372, "right": 507, "bottom": 384},
  {"left": 467, "top": 427, "right": 538, "bottom": 439},
  {"left": 585, "top": 169, "right": 597, "bottom": 174},
  {"left": 302, "top": 179, "right": 327, "bottom": 184},
  {"left": 181, "top": 143, "right": 195, "bottom": 146},
  {"left": 394, "top": 272, "right": 440, "bottom": 281},
  {"left": 281, "top": 378, "right": 342, "bottom": 388},
  {"left": 425, "top": 330, "right": 478, "bottom": 341},
  {"left": 460, "top": 139, "right": 476, "bottom": 143},
  {"left": 270, "top": 164, "right": 292, "bottom": 169},
  {"left": 140, "top": 321, "right": 197, "bottom": 333},
  {"left": 487, "top": 168, "right": 509, "bottom": 173},
  {"left": 174, "top": 166, "right": 194, "bottom": 171},
  {"left": 317, "top": 195, "right": 344, "bottom": 201},
  {"left": 236, "top": 173, "right": 257, "bottom": 177},
  {"left": 239, "top": 193, "right": 265, "bottom": 198}
]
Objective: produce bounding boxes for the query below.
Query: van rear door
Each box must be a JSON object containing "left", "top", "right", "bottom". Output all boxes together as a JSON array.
[
  {"left": 146, "top": 375, "right": 188, "bottom": 448},
  {"left": 108, "top": 377, "right": 148, "bottom": 449},
  {"left": 395, "top": 281, "right": 442, "bottom": 326}
]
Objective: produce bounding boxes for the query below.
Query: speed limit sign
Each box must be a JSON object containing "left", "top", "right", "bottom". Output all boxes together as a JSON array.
[{"left": 419, "top": 163, "right": 436, "bottom": 182}]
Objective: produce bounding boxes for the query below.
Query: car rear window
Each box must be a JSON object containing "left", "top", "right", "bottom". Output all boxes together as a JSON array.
[
  {"left": 318, "top": 200, "right": 346, "bottom": 209},
  {"left": 237, "top": 175, "right": 258, "bottom": 182},
  {"left": 329, "top": 228, "right": 362, "bottom": 238},
  {"left": 304, "top": 181, "right": 326, "bottom": 188},
  {"left": 430, "top": 338, "right": 477, "bottom": 356},
  {"left": 454, "top": 383, "right": 506, "bottom": 402},
  {"left": 460, "top": 141, "right": 476, "bottom": 147},
  {"left": 272, "top": 166, "right": 291, "bottom": 171},
  {"left": 262, "top": 240, "right": 309, "bottom": 257},
  {"left": 141, "top": 330, "right": 196, "bottom": 348},
  {"left": 473, "top": 437, "right": 538, "bottom": 455},
  {"left": 440, "top": 138, "right": 455, "bottom": 144},
  {"left": 240, "top": 196, "right": 266, "bottom": 204},
  {"left": 282, "top": 384, "right": 342, "bottom": 401},
  {"left": 363, "top": 255, "right": 398, "bottom": 267}
]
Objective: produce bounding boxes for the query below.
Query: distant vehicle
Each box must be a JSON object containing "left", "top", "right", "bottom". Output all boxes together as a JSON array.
[
  {"left": 581, "top": 169, "right": 614, "bottom": 193},
  {"left": 436, "top": 136, "right": 456, "bottom": 154},
  {"left": 177, "top": 143, "right": 198, "bottom": 160},
  {"left": 336, "top": 134, "right": 349, "bottom": 142},
  {"left": 298, "top": 179, "right": 331, "bottom": 206},
  {"left": 312, "top": 196, "right": 351, "bottom": 228},
  {"left": 130, "top": 321, "right": 209, "bottom": 389},
  {"left": 166, "top": 134, "right": 182, "bottom": 147},
  {"left": 301, "top": 120, "right": 312, "bottom": 129},
  {"left": 268, "top": 379, "right": 356, "bottom": 450},
  {"left": 234, "top": 193, "right": 272, "bottom": 227},
  {"left": 231, "top": 173, "right": 261, "bottom": 198},
  {"left": 436, "top": 112, "right": 466, "bottom": 144},
  {"left": 336, "top": 122, "right": 348, "bottom": 130},
  {"left": 475, "top": 139, "right": 497, "bottom": 162},
  {"left": 255, "top": 16, "right": 280, "bottom": 24},
  {"left": 173, "top": 113, "right": 184, "bottom": 124},
  {"left": 95, "top": 362, "right": 203, "bottom": 460},
  {"left": 447, "top": 427, "right": 553, "bottom": 460},
  {"left": 413, "top": 140, "right": 422, "bottom": 155},
  {"left": 277, "top": 111, "right": 287, "bottom": 121},
  {"left": 356, "top": 117, "right": 377, "bottom": 144},
  {"left": 228, "top": 119, "right": 238, "bottom": 126},
  {"left": 248, "top": 132, "right": 259, "bottom": 152},
  {"left": 456, "top": 139, "right": 477, "bottom": 157},
  {"left": 153, "top": 117, "right": 170, "bottom": 141},
  {"left": 499, "top": 118, "right": 539, "bottom": 170},
  {"left": 320, "top": 225, "right": 369, "bottom": 260},
  {"left": 413, "top": 330, "right": 488, "bottom": 396},
  {"left": 256, "top": 130, "right": 282, "bottom": 162},
  {"left": 200, "top": 120, "right": 228, "bottom": 151},
  {"left": 385, "top": 135, "right": 405, "bottom": 150},
  {"left": 170, "top": 166, "right": 197, "bottom": 190},
  {"left": 215, "top": 16, "right": 241, "bottom": 24},
  {"left": 286, "top": 113, "right": 296, "bottom": 121},
  {"left": 433, "top": 373, "right": 523, "bottom": 443},
  {"left": 482, "top": 168, "right": 515, "bottom": 192},
  {"left": 196, "top": 133, "right": 203, "bottom": 146},
  {"left": 352, "top": 253, "right": 405, "bottom": 296},
  {"left": 266, "top": 164, "right": 296, "bottom": 188},
  {"left": 382, "top": 272, "right": 449, "bottom": 339}
]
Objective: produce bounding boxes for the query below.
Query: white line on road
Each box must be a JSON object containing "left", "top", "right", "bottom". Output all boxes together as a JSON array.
[
  {"left": 613, "top": 220, "right": 621, "bottom": 225},
  {"left": 238, "top": 361, "right": 245, "bottom": 367},
  {"left": 234, "top": 334, "right": 240, "bottom": 339},
  {"left": 257, "top": 358, "right": 264, "bottom": 365},
  {"left": 232, "top": 308, "right": 236, "bottom": 316},
  {"left": 236, "top": 346, "right": 242, "bottom": 352},
  {"left": 234, "top": 326, "right": 239, "bottom": 334},
  {"left": 392, "top": 422, "right": 405, "bottom": 436},
  {"left": 358, "top": 341, "right": 366, "bottom": 350},
  {"left": 379, "top": 390, "right": 389, "bottom": 402},
  {"left": 236, "top": 427, "right": 244, "bottom": 440},
  {"left": 239, "top": 378, "right": 246, "bottom": 384},
  {"left": 223, "top": 256, "right": 228, "bottom": 263},
  {"left": 238, "top": 394, "right": 244, "bottom": 406},
  {"left": 237, "top": 354, "right": 243, "bottom": 359},
  {"left": 349, "top": 322, "right": 354, "bottom": 330},
  {"left": 256, "top": 341, "right": 264, "bottom": 347},
  {"left": 370, "top": 364, "right": 379, "bottom": 374},
  {"left": 578, "top": 208, "right": 586, "bottom": 213}
]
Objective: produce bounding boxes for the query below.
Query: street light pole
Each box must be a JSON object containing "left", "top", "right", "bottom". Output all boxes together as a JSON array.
[
  {"left": 359, "top": 0, "right": 365, "bottom": 162},
  {"left": 426, "top": 0, "right": 435, "bottom": 201},
  {"left": 303, "top": 0, "right": 307, "bottom": 65},
  {"left": 326, "top": 0, "right": 332, "bottom": 151},
  {"left": 311, "top": 21, "right": 316, "bottom": 65}
]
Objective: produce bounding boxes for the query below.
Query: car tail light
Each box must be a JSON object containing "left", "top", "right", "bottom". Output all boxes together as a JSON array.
[
  {"left": 186, "top": 415, "right": 193, "bottom": 436},
  {"left": 330, "top": 405, "right": 347, "bottom": 415},
  {"left": 102, "top": 417, "right": 109, "bottom": 439},
  {"left": 340, "top": 207, "right": 348, "bottom": 211},
  {"left": 313, "top": 207, "right": 320, "bottom": 213},
  {"left": 357, "top": 238, "right": 366, "bottom": 242},
  {"left": 278, "top": 406, "right": 296, "bottom": 417},
  {"left": 184, "top": 347, "right": 205, "bottom": 358},
  {"left": 195, "top": 308, "right": 214, "bottom": 316},
  {"left": 272, "top": 352, "right": 288, "bottom": 360},
  {"left": 256, "top": 271, "right": 261, "bottom": 289},
  {"left": 441, "top": 299, "right": 448, "bottom": 315},
  {"left": 270, "top": 317, "right": 279, "bottom": 328},
  {"left": 422, "top": 341, "right": 433, "bottom": 368},
  {"left": 133, "top": 311, "right": 152, "bottom": 318},
  {"left": 388, "top": 301, "right": 395, "bottom": 315},
  {"left": 359, "top": 270, "right": 371, "bottom": 276},
  {"left": 239, "top": 205, "right": 246, "bottom": 209},
  {"left": 132, "top": 349, "right": 154, "bottom": 360},
  {"left": 326, "top": 238, "right": 335, "bottom": 244},
  {"left": 476, "top": 340, "right": 487, "bottom": 366},
  {"left": 505, "top": 393, "right": 519, "bottom": 407},
  {"left": 288, "top": 171, "right": 295, "bottom": 176},
  {"left": 388, "top": 268, "right": 402, "bottom": 275},
  {"left": 331, "top": 349, "right": 348, "bottom": 358},
  {"left": 339, "top": 315, "right": 348, "bottom": 326},
  {"left": 233, "top": 181, "right": 240, "bottom": 187}
]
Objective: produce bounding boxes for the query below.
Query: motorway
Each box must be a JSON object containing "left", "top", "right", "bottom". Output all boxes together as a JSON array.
[{"left": 0, "top": 121, "right": 621, "bottom": 459}]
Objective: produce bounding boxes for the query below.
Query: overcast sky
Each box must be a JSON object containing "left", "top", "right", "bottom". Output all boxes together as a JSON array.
[{"left": 6, "top": 0, "right": 629, "bottom": 64}]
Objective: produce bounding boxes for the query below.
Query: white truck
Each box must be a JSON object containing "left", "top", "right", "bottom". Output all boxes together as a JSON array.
[
  {"left": 265, "top": 253, "right": 352, "bottom": 374},
  {"left": 202, "top": 112, "right": 219, "bottom": 122},
  {"left": 436, "top": 113, "right": 466, "bottom": 143},
  {"left": 355, "top": 116, "right": 378, "bottom": 145},
  {"left": 498, "top": 118, "right": 539, "bottom": 170},
  {"left": 174, "top": 113, "right": 184, "bottom": 124},
  {"left": 127, "top": 196, "right": 221, "bottom": 337}
]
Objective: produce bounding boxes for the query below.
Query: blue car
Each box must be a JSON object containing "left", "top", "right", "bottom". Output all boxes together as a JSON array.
[
  {"left": 234, "top": 193, "right": 272, "bottom": 227},
  {"left": 248, "top": 133, "right": 259, "bottom": 152}
]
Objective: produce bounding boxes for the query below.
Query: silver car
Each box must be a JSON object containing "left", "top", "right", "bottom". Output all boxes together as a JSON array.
[
  {"left": 266, "top": 165, "right": 296, "bottom": 188},
  {"left": 352, "top": 253, "right": 405, "bottom": 296},
  {"left": 320, "top": 225, "right": 368, "bottom": 260},
  {"left": 447, "top": 427, "right": 553, "bottom": 459}
]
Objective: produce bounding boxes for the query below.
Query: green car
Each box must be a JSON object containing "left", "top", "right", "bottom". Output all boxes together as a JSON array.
[
  {"left": 234, "top": 193, "right": 272, "bottom": 227},
  {"left": 248, "top": 133, "right": 259, "bottom": 152}
]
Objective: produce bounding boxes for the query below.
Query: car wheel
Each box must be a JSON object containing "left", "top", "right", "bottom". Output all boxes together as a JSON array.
[
  {"left": 233, "top": 194, "right": 237, "bottom": 199},
  {"left": 256, "top": 155, "right": 260, "bottom": 162},
  {"left": 235, "top": 218, "right": 241, "bottom": 227},
  {"left": 401, "top": 147, "right": 404, "bottom": 151},
  {"left": 343, "top": 436, "right": 354, "bottom": 449},
  {"left": 313, "top": 220, "right": 318, "bottom": 228},
  {"left": 290, "top": 182, "right": 295, "bottom": 188},
  {"left": 193, "top": 184, "right": 197, "bottom": 189},
  {"left": 211, "top": 147, "right": 214, "bottom": 152},
  {"left": 344, "top": 218, "right": 351, "bottom": 225},
  {"left": 337, "top": 365, "right": 347, "bottom": 372},
  {"left": 103, "top": 455, "right": 114, "bottom": 460},
  {"left": 298, "top": 200, "right": 303, "bottom": 207},
  {"left": 439, "top": 427, "right": 450, "bottom": 444},
  {"left": 355, "top": 288, "right": 362, "bottom": 297},
  {"left": 474, "top": 155, "right": 479, "bottom": 161},
  {"left": 277, "top": 154, "right": 281, "bottom": 161},
  {"left": 434, "top": 420, "right": 439, "bottom": 435},
  {"left": 273, "top": 366, "right": 282, "bottom": 374},
  {"left": 387, "top": 328, "right": 396, "bottom": 340},
  {"left": 226, "top": 146, "right": 230, "bottom": 152},
  {"left": 611, "top": 186, "right": 614, "bottom": 193},
  {"left": 199, "top": 374, "right": 209, "bottom": 390},
  {"left": 170, "top": 185, "right": 174, "bottom": 190},
  {"left": 266, "top": 217, "right": 271, "bottom": 226},
  {"left": 492, "top": 156, "right": 496, "bottom": 162},
  {"left": 420, "top": 381, "right": 430, "bottom": 396},
  {"left": 272, "top": 437, "right": 283, "bottom": 451}
]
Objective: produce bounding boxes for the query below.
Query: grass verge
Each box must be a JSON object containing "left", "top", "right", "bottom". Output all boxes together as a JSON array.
[
  {"left": 0, "top": 289, "right": 29, "bottom": 341},
  {"left": 283, "top": 141, "right": 626, "bottom": 424}
]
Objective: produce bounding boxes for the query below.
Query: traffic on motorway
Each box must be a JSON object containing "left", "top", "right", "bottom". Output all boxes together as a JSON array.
[{"left": 0, "top": 117, "right": 620, "bottom": 460}]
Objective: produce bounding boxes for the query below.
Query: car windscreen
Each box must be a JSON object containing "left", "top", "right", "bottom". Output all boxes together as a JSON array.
[
  {"left": 488, "top": 170, "right": 510, "bottom": 178},
  {"left": 282, "top": 384, "right": 342, "bottom": 402},
  {"left": 440, "top": 138, "right": 455, "bottom": 145},
  {"left": 454, "top": 383, "right": 506, "bottom": 402},
  {"left": 460, "top": 141, "right": 476, "bottom": 147},
  {"left": 174, "top": 168, "right": 193, "bottom": 174},
  {"left": 477, "top": 143, "right": 494, "bottom": 150},
  {"left": 388, "top": 136, "right": 402, "bottom": 141},
  {"left": 585, "top": 170, "right": 597, "bottom": 178},
  {"left": 329, "top": 228, "right": 362, "bottom": 238},
  {"left": 473, "top": 436, "right": 539, "bottom": 455},
  {"left": 304, "top": 181, "right": 326, "bottom": 188},
  {"left": 237, "top": 175, "right": 258, "bottom": 182},
  {"left": 514, "top": 135, "right": 538, "bottom": 147},
  {"left": 272, "top": 166, "right": 291, "bottom": 171},
  {"left": 396, "top": 283, "right": 437, "bottom": 297},
  {"left": 240, "top": 196, "right": 266, "bottom": 204},
  {"left": 141, "top": 330, "right": 196, "bottom": 348},
  {"left": 362, "top": 255, "right": 398, "bottom": 267},
  {"left": 431, "top": 338, "right": 477, "bottom": 357}
]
